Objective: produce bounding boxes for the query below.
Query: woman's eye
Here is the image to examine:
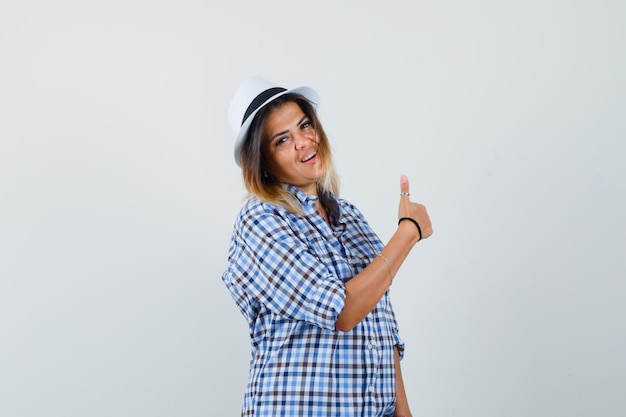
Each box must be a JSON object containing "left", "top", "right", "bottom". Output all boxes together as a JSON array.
[{"left": 276, "top": 136, "right": 288, "bottom": 146}]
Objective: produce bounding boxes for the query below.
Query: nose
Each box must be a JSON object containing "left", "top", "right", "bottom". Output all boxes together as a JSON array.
[{"left": 293, "top": 132, "right": 311, "bottom": 150}]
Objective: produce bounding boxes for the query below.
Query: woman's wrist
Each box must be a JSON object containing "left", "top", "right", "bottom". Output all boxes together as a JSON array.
[
  {"left": 396, "top": 219, "right": 422, "bottom": 245},
  {"left": 398, "top": 217, "right": 422, "bottom": 241}
]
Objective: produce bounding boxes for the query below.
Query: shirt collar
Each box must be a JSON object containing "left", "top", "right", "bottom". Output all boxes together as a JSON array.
[
  {"left": 282, "top": 183, "right": 318, "bottom": 208},
  {"left": 282, "top": 183, "right": 342, "bottom": 227}
]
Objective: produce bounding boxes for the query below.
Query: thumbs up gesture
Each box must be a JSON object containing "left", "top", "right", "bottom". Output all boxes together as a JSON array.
[{"left": 398, "top": 174, "right": 432, "bottom": 242}]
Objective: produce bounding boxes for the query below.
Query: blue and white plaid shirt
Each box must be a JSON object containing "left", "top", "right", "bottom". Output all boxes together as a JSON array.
[{"left": 222, "top": 184, "right": 405, "bottom": 416}]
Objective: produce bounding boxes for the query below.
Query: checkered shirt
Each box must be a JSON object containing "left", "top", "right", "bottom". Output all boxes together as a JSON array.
[{"left": 222, "top": 185, "right": 405, "bottom": 416}]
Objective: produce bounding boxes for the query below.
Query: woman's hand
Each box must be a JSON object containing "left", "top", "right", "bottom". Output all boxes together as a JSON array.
[{"left": 398, "top": 174, "right": 432, "bottom": 242}]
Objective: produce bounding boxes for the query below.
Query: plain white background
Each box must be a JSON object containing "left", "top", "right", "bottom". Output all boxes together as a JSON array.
[{"left": 1, "top": 1, "right": 624, "bottom": 416}]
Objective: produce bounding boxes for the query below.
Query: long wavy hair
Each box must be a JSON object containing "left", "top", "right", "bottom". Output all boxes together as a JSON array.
[{"left": 239, "top": 93, "right": 339, "bottom": 214}]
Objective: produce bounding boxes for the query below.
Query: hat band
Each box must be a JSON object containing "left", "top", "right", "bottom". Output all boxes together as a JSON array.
[{"left": 241, "top": 87, "right": 287, "bottom": 125}]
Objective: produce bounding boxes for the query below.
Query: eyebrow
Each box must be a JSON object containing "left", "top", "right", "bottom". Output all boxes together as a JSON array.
[{"left": 269, "top": 115, "right": 310, "bottom": 142}]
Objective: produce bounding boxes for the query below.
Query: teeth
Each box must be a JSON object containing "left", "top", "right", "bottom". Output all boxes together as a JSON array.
[{"left": 302, "top": 152, "right": 316, "bottom": 162}]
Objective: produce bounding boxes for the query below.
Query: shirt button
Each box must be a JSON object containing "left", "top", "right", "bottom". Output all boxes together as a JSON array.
[{"left": 368, "top": 385, "right": 375, "bottom": 393}]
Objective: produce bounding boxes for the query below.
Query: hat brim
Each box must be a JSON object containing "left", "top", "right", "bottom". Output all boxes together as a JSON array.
[{"left": 233, "top": 86, "right": 319, "bottom": 167}]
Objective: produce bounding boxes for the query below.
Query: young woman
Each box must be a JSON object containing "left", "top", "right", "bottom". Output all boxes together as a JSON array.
[{"left": 222, "top": 76, "right": 432, "bottom": 416}]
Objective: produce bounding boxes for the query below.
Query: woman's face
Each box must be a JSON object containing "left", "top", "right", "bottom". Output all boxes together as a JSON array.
[{"left": 263, "top": 101, "right": 324, "bottom": 196}]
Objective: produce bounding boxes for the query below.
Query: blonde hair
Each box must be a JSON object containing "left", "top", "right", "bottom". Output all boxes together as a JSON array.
[{"left": 239, "top": 93, "right": 339, "bottom": 214}]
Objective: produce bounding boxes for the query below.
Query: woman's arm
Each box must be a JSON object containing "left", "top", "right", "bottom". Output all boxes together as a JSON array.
[
  {"left": 393, "top": 346, "right": 412, "bottom": 417},
  {"left": 335, "top": 175, "right": 432, "bottom": 331}
]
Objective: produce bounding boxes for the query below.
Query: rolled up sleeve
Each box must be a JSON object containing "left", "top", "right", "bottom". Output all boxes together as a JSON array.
[{"left": 226, "top": 204, "right": 345, "bottom": 331}]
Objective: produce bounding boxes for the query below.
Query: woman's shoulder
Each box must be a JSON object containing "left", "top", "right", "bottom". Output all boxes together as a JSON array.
[
  {"left": 237, "top": 196, "right": 293, "bottom": 223},
  {"left": 240, "top": 195, "right": 270, "bottom": 213},
  {"left": 233, "top": 196, "right": 305, "bottom": 242}
]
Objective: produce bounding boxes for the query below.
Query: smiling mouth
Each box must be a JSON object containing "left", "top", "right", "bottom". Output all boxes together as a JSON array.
[{"left": 301, "top": 151, "right": 317, "bottom": 163}]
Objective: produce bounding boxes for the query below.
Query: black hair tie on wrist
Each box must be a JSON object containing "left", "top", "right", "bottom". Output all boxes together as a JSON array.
[{"left": 398, "top": 217, "right": 422, "bottom": 241}]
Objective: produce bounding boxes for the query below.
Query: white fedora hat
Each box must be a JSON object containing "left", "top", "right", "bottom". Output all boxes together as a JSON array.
[{"left": 228, "top": 76, "right": 320, "bottom": 166}]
